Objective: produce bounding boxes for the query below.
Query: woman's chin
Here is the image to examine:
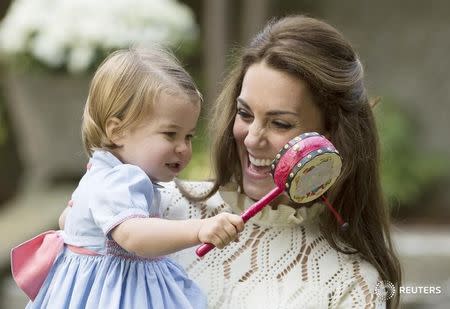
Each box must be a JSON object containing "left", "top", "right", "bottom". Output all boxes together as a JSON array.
[{"left": 242, "top": 181, "right": 273, "bottom": 201}]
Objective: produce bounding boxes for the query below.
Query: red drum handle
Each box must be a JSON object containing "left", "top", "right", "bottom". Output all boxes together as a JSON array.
[
  {"left": 240, "top": 187, "right": 283, "bottom": 222},
  {"left": 196, "top": 243, "right": 214, "bottom": 257},
  {"left": 195, "top": 187, "right": 283, "bottom": 258}
]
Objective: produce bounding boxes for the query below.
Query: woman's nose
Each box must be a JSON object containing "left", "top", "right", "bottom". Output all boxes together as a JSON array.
[{"left": 244, "top": 122, "right": 267, "bottom": 148}]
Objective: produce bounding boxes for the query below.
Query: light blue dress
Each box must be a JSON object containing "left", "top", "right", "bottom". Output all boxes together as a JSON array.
[{"left": 26, "top": 150, "right": 206, "bottom": 309}]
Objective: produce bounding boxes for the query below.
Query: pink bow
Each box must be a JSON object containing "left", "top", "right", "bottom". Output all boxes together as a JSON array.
[{"left": 10, "top": 231, "right": 64, "bottom": 300}]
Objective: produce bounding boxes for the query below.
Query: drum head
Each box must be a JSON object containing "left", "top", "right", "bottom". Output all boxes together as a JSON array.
[
  {"left": 271, "top": 132, "right": 342, "bottom": 203},
  {"left": 288, "top": 151, "right": 341, "bottom": 203}
]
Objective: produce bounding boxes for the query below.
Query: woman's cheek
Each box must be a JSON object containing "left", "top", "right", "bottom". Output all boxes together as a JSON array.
[{"left": 233, "top": 118, "right": 247, "bottom": 142}]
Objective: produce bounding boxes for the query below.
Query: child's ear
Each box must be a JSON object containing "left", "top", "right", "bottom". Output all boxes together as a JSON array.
[{"left": 105, "top": 117, "right": 123, "bottom": 146}]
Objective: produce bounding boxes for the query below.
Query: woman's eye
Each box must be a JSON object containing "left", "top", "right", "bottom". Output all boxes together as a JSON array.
[
  {"left": 272, "top": 121, "right": 293, "bottom": 129},
  {"left": 237, "top": 108, "right": 252, "bottom": 120}
]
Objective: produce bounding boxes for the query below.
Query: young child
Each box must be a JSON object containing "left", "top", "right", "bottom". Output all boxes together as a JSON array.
[{"left": 11, "top": 48, "right": 244, "bottom": 308}]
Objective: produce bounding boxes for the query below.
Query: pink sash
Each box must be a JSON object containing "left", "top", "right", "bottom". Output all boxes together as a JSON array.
[
  {"left": 11, "top": 231, "right": 63, "bottom": 300},
  {"left": 10, "top": 230, "right": 99, "bottom": 300}
]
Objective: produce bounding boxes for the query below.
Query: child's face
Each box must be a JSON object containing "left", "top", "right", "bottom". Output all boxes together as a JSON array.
[{"left": 116, "top": 94, "right": 200, "bottom": 182}]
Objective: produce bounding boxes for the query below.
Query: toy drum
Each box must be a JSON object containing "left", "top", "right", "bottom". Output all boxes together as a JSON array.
[
  {"left": 196, "top": 132, "right": 343, "bottom": 257},
  {"left": 271, "top": 132, "right": 342, "bottom": 203}
]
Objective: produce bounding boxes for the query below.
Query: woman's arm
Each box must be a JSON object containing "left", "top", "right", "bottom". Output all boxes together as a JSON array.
[
  {"left": 111, "top": 213, "right": 244, "bottom": 258},
  {"left": 58, "top": 206, "right": 71, "bottom": 229}
]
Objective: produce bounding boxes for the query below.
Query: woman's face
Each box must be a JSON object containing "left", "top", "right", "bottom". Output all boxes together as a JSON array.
[{"left": 233, "top": 61, "right": 325, "bottom": 202}]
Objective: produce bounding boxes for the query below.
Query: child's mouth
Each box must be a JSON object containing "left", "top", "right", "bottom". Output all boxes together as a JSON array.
[{"left": 166, "top": 162, "right": 181, "bottom": 174}]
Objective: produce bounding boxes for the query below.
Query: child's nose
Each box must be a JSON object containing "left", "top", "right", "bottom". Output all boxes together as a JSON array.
[{"left": 175, "top": 141, "right": 189, "bottom": 154}]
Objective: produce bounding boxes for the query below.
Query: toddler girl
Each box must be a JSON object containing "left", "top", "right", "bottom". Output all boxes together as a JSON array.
[{"left": 11, "top": 47, "right": 244, "bottom": 309}]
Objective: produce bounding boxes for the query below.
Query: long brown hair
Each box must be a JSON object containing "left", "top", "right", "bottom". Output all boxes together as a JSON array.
[{"left": 204, "top": 15, "right": 401, "bottom": 308}]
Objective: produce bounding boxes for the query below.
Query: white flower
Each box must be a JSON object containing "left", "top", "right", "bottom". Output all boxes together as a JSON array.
[
  {"left": 67, "top": 46, "right": 95, "bottom": 74},
  {"left": 0, "top": 0, "right": 198, "bottom": 72}
]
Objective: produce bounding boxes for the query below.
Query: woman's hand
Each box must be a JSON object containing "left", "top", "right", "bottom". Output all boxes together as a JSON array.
[
  {"left": 58, "top": 206, "right": 71, "bottom": 229},
  {"left": 198, "top": 213, "right": 244, "bottom": 249}
]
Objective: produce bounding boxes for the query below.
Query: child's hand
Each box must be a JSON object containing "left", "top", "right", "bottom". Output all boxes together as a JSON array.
[{"left": 198, "top": 213, "right": 244, "bottom": 249}]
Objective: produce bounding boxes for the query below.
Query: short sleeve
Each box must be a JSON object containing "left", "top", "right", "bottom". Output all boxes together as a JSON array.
[{"left": 90, "top": 164, "right": 154, "bottom": 236}]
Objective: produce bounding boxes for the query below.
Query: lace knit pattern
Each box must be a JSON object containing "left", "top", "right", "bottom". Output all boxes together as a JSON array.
[{"left": 160, "top": 181, "right": 385, "bottom": 309}]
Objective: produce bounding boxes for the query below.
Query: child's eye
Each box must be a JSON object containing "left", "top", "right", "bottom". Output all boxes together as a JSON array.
[
  {"left": 163, "top": 132, "right": 176, "bottom": 138},
  {"left": 185, "top": 134, "right": 195, "bottom": 141}
]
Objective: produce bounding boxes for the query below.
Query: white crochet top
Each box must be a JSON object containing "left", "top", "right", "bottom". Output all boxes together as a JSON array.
[{"left": 160, "top": 181, "right": 385, "bottom": 309}]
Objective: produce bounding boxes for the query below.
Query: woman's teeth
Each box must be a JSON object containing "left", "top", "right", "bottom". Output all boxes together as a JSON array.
[{"left": 249, "top": 155, "right": 272, "bottom": 166}]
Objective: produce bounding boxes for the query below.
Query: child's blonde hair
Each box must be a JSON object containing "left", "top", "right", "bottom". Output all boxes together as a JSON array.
[{"left": 82, "top": 47, "right": 202, "bottom": 156}]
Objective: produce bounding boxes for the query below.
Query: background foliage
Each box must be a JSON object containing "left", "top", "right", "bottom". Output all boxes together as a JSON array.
[{"left": 376, "top": 99, "right": 450, "bottom": 208}]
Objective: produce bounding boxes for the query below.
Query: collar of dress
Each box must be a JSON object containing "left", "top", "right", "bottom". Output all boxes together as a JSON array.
[{"left": 219, "top": 182, "right": 325, "bottom": 227}]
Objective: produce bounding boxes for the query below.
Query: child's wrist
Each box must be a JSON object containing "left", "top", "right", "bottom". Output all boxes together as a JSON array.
[{"left": 187, "top": 218, "right": 203, "bottom": 244}]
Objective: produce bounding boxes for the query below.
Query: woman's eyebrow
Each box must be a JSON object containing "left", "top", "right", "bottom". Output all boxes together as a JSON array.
[
  {"left": 236, "top": 97, "right": 299, "bottom": 116},
  {"left": 236, "top": 97, "right": 250, "bottom": 109}
]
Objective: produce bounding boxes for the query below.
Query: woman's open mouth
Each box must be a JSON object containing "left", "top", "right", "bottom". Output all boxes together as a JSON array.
[{"left": 246, "top": 154, "right": 272, "bottom": 177}]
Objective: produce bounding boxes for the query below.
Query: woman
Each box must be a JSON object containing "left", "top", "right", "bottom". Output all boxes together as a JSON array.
[{"left": 161, "top": 15, "right": 401, "bottom": 308}]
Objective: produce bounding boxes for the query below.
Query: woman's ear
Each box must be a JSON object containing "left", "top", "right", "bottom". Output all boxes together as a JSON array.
[{"left": 105, "top": 117, "right": 123, "bottom": 146}]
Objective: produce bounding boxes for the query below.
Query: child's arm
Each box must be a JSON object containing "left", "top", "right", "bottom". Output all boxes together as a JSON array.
[{"left": 111, "top": 213, "right": 244, "bottom": 258}]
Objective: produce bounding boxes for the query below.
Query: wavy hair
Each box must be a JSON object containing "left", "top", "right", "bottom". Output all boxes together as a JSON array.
[{"left": 203, "top": 15, "right": 401, "bottom": 308}]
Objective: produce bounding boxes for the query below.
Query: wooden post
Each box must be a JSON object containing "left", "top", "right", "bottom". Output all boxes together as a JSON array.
[
  {"left": 202, "top": 0, "right": 228, "bottom": 108},
  {"left": 240, "top": 0, "right": 270, "bottom": 44}
]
